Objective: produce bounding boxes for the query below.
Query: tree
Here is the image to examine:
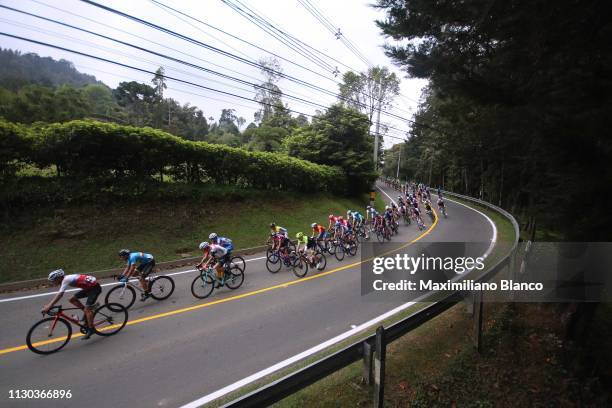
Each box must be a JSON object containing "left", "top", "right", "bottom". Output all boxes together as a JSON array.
[
  {"left": 295, "top": 114, "right": 309, "bottom": 127},
  {"left": 338, "top": 66, "right": 400, "bottom": 129},
  {"left": 151, "top": 67, "right": 167, "bottom": 100},
  {"left": 81, "top": 84, "right": 122, "bottom": 120},
  {"left": 374, "top": 0, "right": 612, "bottom": 240},
  {"left": 236, "top": 116, "right": 246, "bottom": 131},
  {"left": 254, "top": 57, "right": 283, "bottom": 123},
  {"left": 284, "top": 104, "right": 375, "bottom": 193},
  {"left": 244, "top": 125, "right": 288, "bottom": 152},
  {"left": 113, "top": 81, "right": 156, "bottom": 126}
]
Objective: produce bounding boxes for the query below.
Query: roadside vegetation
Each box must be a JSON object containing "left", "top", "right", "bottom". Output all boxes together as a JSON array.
[{"left": 0, "top": 187, "right": 385, "bottom": 283}]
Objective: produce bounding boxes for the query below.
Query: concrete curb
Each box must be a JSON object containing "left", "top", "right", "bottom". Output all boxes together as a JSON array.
[{"left": 0, "top": 245, "right": 267, "bottom": 293}]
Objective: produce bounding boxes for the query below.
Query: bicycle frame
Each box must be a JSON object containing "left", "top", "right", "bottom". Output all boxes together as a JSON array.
[
  {"left": 46, "top": 306, "right": 89, "bottom": 331},
  {"left": 197, "top": 265, "right": 227, "bottom": 283}
]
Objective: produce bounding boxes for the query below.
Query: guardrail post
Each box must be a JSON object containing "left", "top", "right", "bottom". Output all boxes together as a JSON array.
[
  {"left": 473, "top": 290, "right": 483, "bottom": 353},
  {"left": 362, "top": 340, "right": 374, "bottom": 385},
  {"left": 465, "top": 291, "right": 475, "bottom": 316},
  {"left": 374, "top": 326, "right": 386, "bottom": 408}
]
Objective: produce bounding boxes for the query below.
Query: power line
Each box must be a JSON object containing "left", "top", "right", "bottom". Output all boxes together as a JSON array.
[
  {"left": 297, "top": 0, "right": 372, "bottom": 68},
  {"left": 221, "top": 0, "right": 335, "bottom": 73},
  {"left": 23, "top": 0, "right": 338, "bottom": 110},
  {"left": 222, "top": 0, "right": 353, "bottom": 73},
  {"left": 0, "top": 5, "right": 340, "bottom": 113},
  {"left": 72, "top": 1, "right": 423, "bottom": 128},
  {"left": 150, "top": 0, "right": 417, "bottom": 117},
  {"left": 1, "top": 31, "right": 409, "bottom": 142},
  {"left": 4, "top": 1, "right": 433, "bottom": 134},
  {"left": 149, "top": 0, "right": 340, "bottom": 86}
]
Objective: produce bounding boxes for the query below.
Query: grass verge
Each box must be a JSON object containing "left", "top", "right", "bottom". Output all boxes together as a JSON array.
[{"left": 0, "top": 183, "right": 386, "bottom": 283}]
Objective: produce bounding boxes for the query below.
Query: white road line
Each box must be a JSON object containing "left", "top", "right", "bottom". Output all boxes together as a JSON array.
[
  {"left": 377, "top": 185, "right": 397, "bottom": 205},
  {"left": 180, "top": 300, "right": 419, "bottom": 408},
  {"left": 180, "top": 186, "right": 499, "bottom": 408},
  {"left": 0, "top": 256, "right": 267, "bottom": 303}
]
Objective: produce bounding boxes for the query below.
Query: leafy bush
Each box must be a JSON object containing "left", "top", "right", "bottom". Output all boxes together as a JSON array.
[
  {"left": 0, "top": 120, "right": 32, "bottom": 178},
  {"left": 0, "top": 119, "right": 346, "bottom": 195}
]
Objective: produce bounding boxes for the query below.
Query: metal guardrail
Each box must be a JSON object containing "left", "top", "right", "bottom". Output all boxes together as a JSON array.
[{"left": 220, "top": 185, "right": 520, "bottom": 408}]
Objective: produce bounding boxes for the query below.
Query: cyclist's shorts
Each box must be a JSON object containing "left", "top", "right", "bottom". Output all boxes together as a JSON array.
[
  {"left": 217, "top": 254, "right": 230, "bottom": 266},
  {"left": 307, "top": 237, "right": 317, "bottom": 250},
  {"left": 74, "top": 283, "right": 102, "bottom": 307},
  {"left": 137, "top": 259, "right": 156, "bottom": 276},
  {"left": 317, "top": 231, "right": 328, "bottom": 240}
]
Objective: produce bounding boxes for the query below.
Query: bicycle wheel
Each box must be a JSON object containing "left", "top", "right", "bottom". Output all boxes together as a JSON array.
[
  {"left": 266, "top": 252, "right": 282, "bottom": 273},
  {"left": 334, "top": 242, "right": 345, "bottom": 261},
  {"left": 230, "top": 255, "right": 246, "bottom": 272},
  {"left": 348, "top": 242, "right": 358, "bottom": 256},
  {"left": 27, "top": 317, "right": 72, "bottom": 355},
  {"left": 327, "top": 240, "right": 336, "bottom": 255},
  {"left": 149, "top": 276, "right": 175, "bottom": 301},
  {"left": 105, "top": 284, "right": 136, "bottom": 310},
  {"left": 191, "top": 273, "right": 214, "bottom": 299},
  {"left": 93, "top": 303, "right": 128, "bottom": 336},
  {"left": 292, "top": 256, "right": 308, "bottom": 278},
  {"left": 315, "top": 251, "right": 327, "bottom": 271},
  {"left": 376, "top": 229, "right": 384, "bottom": 243},
  {"left": 225, "top": 266, "right": 244, "bottom": 290}
]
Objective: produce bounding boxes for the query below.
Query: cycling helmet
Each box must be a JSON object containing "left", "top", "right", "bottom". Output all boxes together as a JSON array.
[
  {"left": 118, "top": 249, "right": 130, "bottom": 258},
  {"left": 208, "top": 232, "right": 218, "bottom": 240},
  {"left": 269, "top": 222, "right": 276, "bottom": 228},
  {"left": 347, "top": 210, "right": 352, "bottom": 216},
  {"left": 335, "top": 220, "right": 341, "bottom": 226},
  {"left": 199, "top": 241, "right": 210, "bottom": 250},
  {"left": 296, "top": 232, "right": 304, "bottom": 239},
  {"left": 328, "top": 214, "right": 335, "bottom": 220},
  {"left": 366, "top": 205, "right": 372, "bottom": 210},
  {"left": 338, "top": 216, "right": 343, "bottom": 220},
  {"left": 385, "top": 206, "right": 390, "bottom": 210},
  {"left": 48, "top": 269, "right": 65, "bottom": 281},
  {"left": 311, "top": 222, "right": 317, "bottom": 228}
]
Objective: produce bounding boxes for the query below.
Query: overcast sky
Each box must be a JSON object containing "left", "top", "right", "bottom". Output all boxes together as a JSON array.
[{"left": 0, "top": 0, "right": 427, "bottom": 147}]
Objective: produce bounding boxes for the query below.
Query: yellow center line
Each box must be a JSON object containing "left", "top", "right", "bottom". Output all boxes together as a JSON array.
[{"left": 1, "top": 207, "right": 438, "bottom": 356}]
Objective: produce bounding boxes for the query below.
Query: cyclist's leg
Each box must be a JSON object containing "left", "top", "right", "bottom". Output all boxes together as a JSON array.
[{"left": 138, "top": 261, "right": 154, "bottom": 293}]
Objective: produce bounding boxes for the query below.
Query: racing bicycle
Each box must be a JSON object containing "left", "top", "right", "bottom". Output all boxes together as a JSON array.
[
  {"left": 105, "top": 271, "right": 175, "bottom": 309},
  {"left": 292, "top": 248, "right": 327, "bottom": 277},
  {"left": 26, "top": 303, "right": 128, "bottom": 354},
  {"left": 190, "top": 262, "right": 245, "bottom": 299}
]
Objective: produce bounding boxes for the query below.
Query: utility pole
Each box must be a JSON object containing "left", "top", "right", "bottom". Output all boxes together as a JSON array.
[
  {"left": 370, "top": 107, "right": 382, "bottom": 208},
  {"left": 373, "top": 104, "right": 382, "bottom": 170},
  {"left": 396, "top": 144, "right": 402, "bottom": 179},
  {"left": 371, "top": 78, "right": 383, "bottom": 208}
]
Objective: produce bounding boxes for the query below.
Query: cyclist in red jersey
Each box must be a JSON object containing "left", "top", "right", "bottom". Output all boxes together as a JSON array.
[
  {"left": 327, "top": 214, "right": 339, "bottom": 232},
  {"left": 42, "top": 269, "right": 102, "bottom": 339}
]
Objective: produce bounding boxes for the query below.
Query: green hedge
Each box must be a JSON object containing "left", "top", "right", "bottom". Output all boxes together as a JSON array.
[
  {"left": 0, "top": 120, "right": 33, "bottom": 177},
  {"left": 0, "top": 119, "right": 346, "bottom": 193}
]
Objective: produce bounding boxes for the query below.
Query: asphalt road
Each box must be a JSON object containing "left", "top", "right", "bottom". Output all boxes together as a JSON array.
[{"left": 0, "top": 183, "right": 495, "bottom": 408}]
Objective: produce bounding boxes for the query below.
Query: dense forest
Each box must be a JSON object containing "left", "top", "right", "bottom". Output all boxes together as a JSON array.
[{"left": 377, "top": 0, "right": 611, "bottom": 240}]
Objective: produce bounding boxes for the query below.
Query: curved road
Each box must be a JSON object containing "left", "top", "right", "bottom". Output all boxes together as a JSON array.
[{"left": 0, "top": 183, "right": 494, "bottom": 408}]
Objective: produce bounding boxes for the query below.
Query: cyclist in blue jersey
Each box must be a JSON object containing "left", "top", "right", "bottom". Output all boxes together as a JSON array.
[
  {"left": 352, "top": 210, "right": 364, "bottom": 228},
  {"left": 118, "top": 249, "right": 155, "bottom": 301}
]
